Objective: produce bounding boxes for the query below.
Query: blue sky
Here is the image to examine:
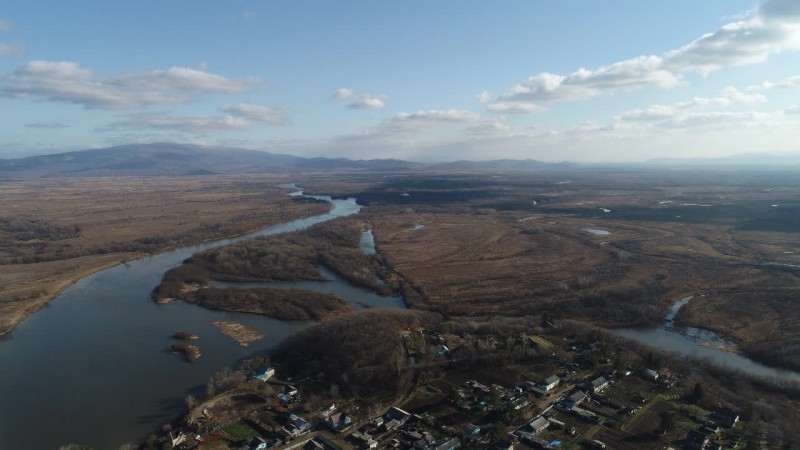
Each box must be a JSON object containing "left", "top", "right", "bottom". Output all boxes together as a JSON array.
[{"left": 1, "top": 0, "right": 798, "bottom": 162}]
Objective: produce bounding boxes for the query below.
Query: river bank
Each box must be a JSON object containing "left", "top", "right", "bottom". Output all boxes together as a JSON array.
[
  {"left": 0, "top": 176, "right": 330, "bottom": 339},
  {"left": 616, "top": 293, "right": 800, "bottom": 383},
  {"left": 0, "top": 186, "right": 366, "bottom": 449}
]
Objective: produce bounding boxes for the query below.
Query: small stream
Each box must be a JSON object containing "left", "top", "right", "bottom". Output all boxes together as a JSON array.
[{"left": 616, "top": 295, "right": 800, "bottom": 382}]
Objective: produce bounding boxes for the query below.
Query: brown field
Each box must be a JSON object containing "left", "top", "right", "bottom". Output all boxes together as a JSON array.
[
  {"left": 332, "top": 171, "right": 800, "bottom": 352},
  {"left": 0, "top": 175, "right": 329, "bottom": 336},
  {"left": 153, "top": 169, "right": 800, "bottom": 369}
]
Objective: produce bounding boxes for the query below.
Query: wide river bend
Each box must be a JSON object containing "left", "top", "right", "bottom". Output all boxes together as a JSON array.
[{"left": 0, "top": 186, "right": 400, "bottom": 449}]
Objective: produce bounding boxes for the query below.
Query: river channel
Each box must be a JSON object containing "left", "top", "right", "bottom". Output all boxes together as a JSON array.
[
  {"left": 4, "top": 187, "right": 800, "bottom": 448},
  {"left": 616, "top": 295, "right": 800, "bottom": 383},
  {"left": 0, "top": 185, "right": 401, "bottom": 449}
]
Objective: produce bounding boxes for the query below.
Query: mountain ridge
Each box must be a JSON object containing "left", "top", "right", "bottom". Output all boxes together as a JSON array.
[{"left": 0, "top": 143, "right": 572, "bottom": 178}]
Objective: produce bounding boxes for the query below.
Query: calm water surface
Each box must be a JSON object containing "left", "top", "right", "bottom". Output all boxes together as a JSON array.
[
  {"left": 616, "top": 295, "right": 800, "bottom": 382},
  {"left": 0, "top": 186, "right": 401, "bottom": 449}
]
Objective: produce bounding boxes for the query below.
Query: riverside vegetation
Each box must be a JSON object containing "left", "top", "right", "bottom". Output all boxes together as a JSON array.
[
  {"left": 15, "top": 168, "right": 795, "bottom": 448},
  {"left": 136, "top": 168, "right": 800, "bottom": 448},
  {"left": 0, "top": 175, "right": 329, "bottom": 337}
]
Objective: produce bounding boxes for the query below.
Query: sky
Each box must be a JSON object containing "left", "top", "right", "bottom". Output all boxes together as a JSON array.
[{"left": 0, "top": 0, "right": 799, "bottom": 162}]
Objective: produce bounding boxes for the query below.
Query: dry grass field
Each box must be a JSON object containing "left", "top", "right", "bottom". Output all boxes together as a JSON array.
[
  {"left": 319, "top": 170, "right": 800, "bottom": 367},
  {"left": 0, "top": 175, "right": 329, "bottom": 335}
]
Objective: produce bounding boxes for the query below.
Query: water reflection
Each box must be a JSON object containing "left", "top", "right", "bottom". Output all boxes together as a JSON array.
[{"left": 616, "top": 294, "right": 800, "bottom": 382}]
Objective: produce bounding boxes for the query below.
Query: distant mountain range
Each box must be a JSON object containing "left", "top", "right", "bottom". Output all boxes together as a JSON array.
[
  {"left": 0, "top": 143, "right": 574, "bottom": 178},
  {"left": 2, "top": 143, "right": 798, "bottom": 178},
  {"left": 0, "top": 143, "right": 423, "bottom": 178},
  {"left": 644, "top": 152, "right": 800, "bottom": 168}
]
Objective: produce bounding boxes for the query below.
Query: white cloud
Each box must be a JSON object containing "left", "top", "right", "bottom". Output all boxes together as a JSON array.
[
  {"left": 619, "top": 105, "right": 678, "bottom": 122},
  {"left": 0, "top": 60, "right": 263, "bottom": 109},
  {"left": 492, "top": 0, "right": 800, "bottom": 112},
  {"left": 331, "top": 88, "right": 386, "bottom": 109},
  {"left": 656, "top": 111, "right": 773, "bottom": 130},
  {"left": 475, "top": 90, "right": 492, "bottom": 103},
  {"left": 25, "top": 121, "right": 69, "bottom": 129},
  {"left": 219, "top": 103, "right": 290, "bottom": 125},
  {"left": 115, "top": 66, "right": 260, "bottom": 94},
  {"left": 465, "top": 120, "right": 511, "bottom": 136},
  {"left": 347, "top": 94, "right": 385, "bottom": 110},
  {"left": 618, "top": 86, "right": 767, "bottom": 123},
  {"left": 675, "top": 87, "right": 766, "bottom": 109},
  {"left": 0, "top": 42, "right": 23, "bottom": 56},
  {"left": 487, "top": 102, "right": 546, "bottom": 114},
  {"left": 396, "top": 109, "right": 481, "bottom": 122},
  {"left": 99, "top": 112, "right": 251, "bottom": 133},
  {"left": 494, "top": 56, "right": 678, "bottom": 110},
  {"left": 330, "top": 87, "right": 354, "bottom": 100},
  {"left": 661, "top": 0, "right": 800, "bottom": 73},
  {"left": 758, "top": 0, "right": 800, "bottom": 23},
  {"left": 749, "top": 74, "right": 800, "bottom": 90},
  {"left": 320, "top": 108, "right": 486, "bottom": 159},
  {"left": 786, "top": 105, "right": 800, "bottom": 114}
]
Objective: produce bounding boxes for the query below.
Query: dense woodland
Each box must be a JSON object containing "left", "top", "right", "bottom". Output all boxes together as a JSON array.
[
  {"left": 268, "top": 307, "right": 800, "bottom": 445},
  {"left": 182, "top": 287, "right": 349, "bottom": 321}
]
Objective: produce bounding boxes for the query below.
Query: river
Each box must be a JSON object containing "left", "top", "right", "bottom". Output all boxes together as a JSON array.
[
  {"left": 616, "top": 295, "right": 800, "bottom": 383},
  {"left": 4, "top": 187, "right": 800, "bottom": 448},
  {"left": 0, "top": 185, "right": 401, "bottom": 449}
]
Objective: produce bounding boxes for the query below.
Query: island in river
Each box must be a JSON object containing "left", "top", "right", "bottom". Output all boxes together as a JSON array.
[{"left": 0, "top": 175, "right": 329, "bottom": 337}]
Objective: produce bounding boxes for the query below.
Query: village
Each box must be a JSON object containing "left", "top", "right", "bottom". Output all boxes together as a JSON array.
[{"left": 159, "top": 324, "right": 749, "bottom": 450}]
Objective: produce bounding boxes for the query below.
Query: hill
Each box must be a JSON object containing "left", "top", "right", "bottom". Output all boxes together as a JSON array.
[
  {"left": 0, "top": 143, "right": 421, "bottom": 178},
  {"left": 0, "top": 143, "right": 583, "bottom": 178}
]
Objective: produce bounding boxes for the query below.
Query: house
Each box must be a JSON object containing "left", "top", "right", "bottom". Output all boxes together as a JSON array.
[
  {"left": 284, "top": 385, "right": 298, "bottom": 396},
  {"left": 642, "top": 368, "right": 659, "bottom": 381},
  {"left": 509, "top": 396, "right": 529, "bottom": 410},
  {"left": 565, "top": 391, "right": 586, "bottom": 407},
  {"left": 462, "top": 423, "right": 481, "bottom": 438},
  {"left": 684, "top": 429, "right": 710, "bottom": 450},
  {"left": 540, "top": 375, "right": 560, "bottom": 391},
  {"left": 713, "top": 407, "right": 740, "bottom": 427},
  {"left": 589, "top": 376, "right": 609, "bottom": 393},
  {"left": 284, "top": 413, "right": 311, "bottom": 437},
  {"left": 352, "top": 431, "right": 378, "bottom": 449},
  {"left": 520, "top": 433, "right": 552, "bottom": 449},
  {"left": 250, "top": 364, "right": 275, "bottom": 381},
  {"left": 570, "top": 406, "right": 598, "bottom": 422},
  {"left": 434, "top": 438, "right": 461, "bottom": 450},
  {"left": 169, "top": 430, "right": 187, "bottom": 447},
  {"left": 383, "top": 406, "right": 411, "bottom": 431},
  {"left": 702, "top": 421, "right": 721, "bottom": 434},
  {"left": 530, "top": 416, "right": 550, "bottom": 434},
  {"left": 319, "top": 403, "right": 337, "bottom": 418},
  {"left": 249, "top": 437, "right": 269, "bottom": 450},
  {"left": 326, "top": 411, "right": 353, "bottom": 431}
]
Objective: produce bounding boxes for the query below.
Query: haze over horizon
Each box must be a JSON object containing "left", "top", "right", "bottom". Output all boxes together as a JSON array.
[{"left": 1, "top": 0, "right": 799, "bottom": 163}]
